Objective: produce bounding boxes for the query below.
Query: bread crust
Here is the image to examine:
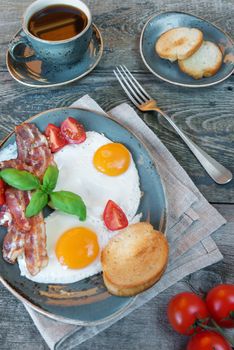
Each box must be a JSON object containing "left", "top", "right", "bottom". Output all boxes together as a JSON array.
[
  {"left": 101, "top": 222, "right": 169, "bottom": 297},
  {"left": 103, "top": 263, "right": 167, "bottom": 297},
  {"left": 178, "top": 41, "right": 223, "bottom": 79},
  {"left": 155, "top": 27, "right": 203, "bottom": 61}
]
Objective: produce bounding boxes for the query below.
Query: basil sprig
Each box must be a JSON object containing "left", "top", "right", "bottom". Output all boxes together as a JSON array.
[
  {"left": 0, "top": 168, "right": 40, "bottom": 190},
  {"left": 0, "top": 165, "right": 86, "bottom": 220}
]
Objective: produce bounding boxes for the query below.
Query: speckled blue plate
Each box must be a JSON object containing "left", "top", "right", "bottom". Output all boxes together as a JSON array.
[
  {"left": 6, "top": 24, "right": 103, "bottom": 88},
  {"left": 140, "top": 11, "right": 234, "bottom": 87},
  {"left": 0, "top": 108, "right": 167, "bottom": 325}
]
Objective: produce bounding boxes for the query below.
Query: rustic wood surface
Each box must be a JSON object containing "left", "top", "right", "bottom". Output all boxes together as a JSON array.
[{"left": 0, "top": 0, "right": 233, "bottom": 349}]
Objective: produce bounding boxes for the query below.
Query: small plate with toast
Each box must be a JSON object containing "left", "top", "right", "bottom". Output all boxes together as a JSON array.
[{"left": 140, "top": 11, "right": 234, "bottom": 87}]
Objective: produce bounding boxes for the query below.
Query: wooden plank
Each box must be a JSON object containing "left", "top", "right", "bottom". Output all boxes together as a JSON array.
[
  {"left": 0, "top": 0, "right": 233, "bottom": 70},
  {"left": 0, "top": 0, "right": 233, "bottom": 348},
  {"left": 0, "top": 71, "right": 233, "bottom": 203},
  {"left": 0, "top": 204, "right": 233, "bottom": 350}
]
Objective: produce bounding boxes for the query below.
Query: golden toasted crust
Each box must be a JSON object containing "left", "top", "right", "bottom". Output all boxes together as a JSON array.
[
  {"left": 101, "top": 222, "right": 169, "bottom": 296},
  {"left": 155, "top": 27, "right": 203, "bottom": 61},
  {"left": 178, "top": 41, "right": 223, "bottom": 79}
]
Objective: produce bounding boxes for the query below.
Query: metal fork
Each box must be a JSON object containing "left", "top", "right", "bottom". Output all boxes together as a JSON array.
[{"left": 114, "top": 65, "right": 232, "bottom": 185}]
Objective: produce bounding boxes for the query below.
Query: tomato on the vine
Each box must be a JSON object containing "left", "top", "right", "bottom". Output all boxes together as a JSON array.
[
  {"left": 167, "top": 292, "right": 209, "bottom": 335},
  {"left": 186, "top": 330, "right": 232, "bottom": 350},
  {"left": 206, "top": 284, "right": 234, "bottom": 328}
]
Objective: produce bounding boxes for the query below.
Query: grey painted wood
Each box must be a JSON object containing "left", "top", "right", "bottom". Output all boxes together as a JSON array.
[
  {"left": 0, "top": 0, "right": 233, "bottom": 349},
  {"left": 0, "top": 0, "right": 234, "bottom": 70}
]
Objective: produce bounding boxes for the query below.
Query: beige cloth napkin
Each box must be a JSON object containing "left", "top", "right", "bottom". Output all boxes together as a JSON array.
[{"left": 23, "top": 95, "right": 225, "bottom": 349}]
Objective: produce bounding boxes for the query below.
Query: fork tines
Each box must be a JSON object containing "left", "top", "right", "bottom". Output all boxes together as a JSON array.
[{"left": 113, "top": 65, "right": 152, "bottom": 107}]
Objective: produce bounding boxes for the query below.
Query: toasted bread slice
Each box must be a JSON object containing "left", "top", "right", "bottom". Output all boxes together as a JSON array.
[
  {"left": 178, "top": 41, "right": 223, "bottom": 79},
  {"left": 155, "top": 27, "right": 203, "bottom": 61},
  {"left": 101, "top": 222, "right": 169, "bottom": 296}
]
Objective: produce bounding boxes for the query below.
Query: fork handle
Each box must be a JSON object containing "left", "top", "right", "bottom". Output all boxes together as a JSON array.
[{"left": 155, "top": 108, "right": 232, "bottom": 184}]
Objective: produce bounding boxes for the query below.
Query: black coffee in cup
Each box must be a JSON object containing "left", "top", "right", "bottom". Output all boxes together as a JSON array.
[
  {"left": 28, "top": 4, "right": 88, "bottom": 41},
  {"left": 9, "top": 0, "right": 92, "bottom": 64}
]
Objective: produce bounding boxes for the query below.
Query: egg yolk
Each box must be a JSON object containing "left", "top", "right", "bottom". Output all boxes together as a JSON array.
[
  {"left": 55, "top": 227, "right": 99, "bottom": 269},
  {"left": 93, "top": 143, "right": 131, "bottom": 176}
]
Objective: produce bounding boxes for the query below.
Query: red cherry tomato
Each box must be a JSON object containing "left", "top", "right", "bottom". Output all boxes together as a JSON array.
[
  {"left": 206, "top": 284, "right": 234, "bottom": 328},
  {"left": 61, "top": 117, "right": 86, "bottom": 144},
  {"left": 167, "top": 292, "right": 209, "bottom": 335},
  {"left": 45, "top": 124, "right": 67, "bottom": 152},
  {"left": 186, "top": 331, "right": 232, "bottom": 350},
  {"left": 0, "top": 179, "right": 6, "bottom": 205},
  {"left": 103, "top": 200, "right": 128, "bottom": 231}
]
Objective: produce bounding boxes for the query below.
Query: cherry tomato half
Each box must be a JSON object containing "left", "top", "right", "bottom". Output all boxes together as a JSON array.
[
  {"left": 103, "top": 200, "right": 128, "bottom": 231},
  {"left": 167, "top": 292, "right": 209, "bottom": 335},
  {"left": 61, "top": 117, "right": 86, "bottom": 144},
  {"left": 186, "top": 331, "right": 232, "bottom": 350},
  {"left": 0, "top": 179, "right": 5, "bottom": 205},
  {"left": 206, "top": 284, "right": 234, "bottom": 328},
  {"left": 45, "top": 124, "right": 67, "bottom": 153}
]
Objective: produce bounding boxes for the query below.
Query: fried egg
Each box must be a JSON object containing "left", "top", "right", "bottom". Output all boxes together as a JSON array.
[
  {"left": 18, "top": 131, "right": 142, "bottom": 283},
  {"left": 18, "top": 213, "right": 109, "bottom": 283},
  {"left": 52, "top": 131, "right": 141, "bottom": 220}
]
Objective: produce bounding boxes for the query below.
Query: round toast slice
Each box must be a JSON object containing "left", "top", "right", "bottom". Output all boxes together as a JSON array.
[
  {"left": 101, "top": 222, "right": 169, "bottom": 296},
  {"left": 178, "top": 41, "right": 223, "bottom": 79},
  {"left": 155, "top": 27, "right": 203, "bottom": 61}
]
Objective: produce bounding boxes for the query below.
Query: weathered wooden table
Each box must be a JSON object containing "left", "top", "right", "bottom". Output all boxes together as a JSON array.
[{"left": 0, "top": 0, "right": 233, "bottom": 349}]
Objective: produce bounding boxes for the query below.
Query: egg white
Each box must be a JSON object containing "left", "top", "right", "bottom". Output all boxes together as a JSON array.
[
  {"left": 18, "top": 212, "right": 111, "bottom": 283},
  {"left": 53, "top": 131, "right": 141, "bottom": 221},
  {"left": 18, "top": 131, "right": 142, "bottom": 283}
]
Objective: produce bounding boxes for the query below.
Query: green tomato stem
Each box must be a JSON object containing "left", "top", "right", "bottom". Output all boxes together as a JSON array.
[
  {"left": 198, "top": 320, "right": 234, "bottom": 346},
  {"left": 211, "top": 319, "right": 234, "bottom": 347}
]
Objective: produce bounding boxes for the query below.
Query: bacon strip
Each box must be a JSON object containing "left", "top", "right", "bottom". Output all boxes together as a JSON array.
[
  {"left": 0, "top": 159, "right": 33, "bottom": 173},
  {"left": 16, "top": 123, "right": 48, "bottom": 158},
  {"left": 24, "top": 212, "right": 48, "bottom": 275},
  {"left": 2, "top": 224, "right": 25, "bottom": 264},
  {"left": 16, "top": 124, "right": 53, "bottom": 179},
  {"left": 2, "top": 188, "right": 30, "bottom": 263},
  {"left": 26, "top": 145, "right": 54, "bottom": 179},
  {"left": 1, "top": 123, "right": 52, "bottom": 274},
  {"left": 5, "top": 188, "right": 31, "bottom": 232},
  {"left": 0, "top": 124, "right": 53, "bottom": 178},
  {"left": 0, "top": 159, "right": 21, "bottom": 170},
  {"left": 0, "top": 205, "right": 12, "bottom": 227}
]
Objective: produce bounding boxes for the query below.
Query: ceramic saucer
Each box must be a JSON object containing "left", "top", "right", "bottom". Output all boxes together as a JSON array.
[
  {"left": 6, "top": 24, "right": 103, "bottom": 88},
  {"left": 140, "top": 12, "right": 234, "bottom": 88}
]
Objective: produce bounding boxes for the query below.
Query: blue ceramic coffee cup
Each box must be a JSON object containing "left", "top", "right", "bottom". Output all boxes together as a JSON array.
[{"left": 9, "top": 0, "right": 92, "bottom": 65}]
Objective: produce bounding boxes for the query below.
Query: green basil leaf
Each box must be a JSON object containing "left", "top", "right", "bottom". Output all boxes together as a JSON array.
[
  {"left": 42, "top": 165, "right": 59, "bottom": 193},
  {"left": 50, "top": 191, "right": 86, "bottom": 221},
  {"left": 0, "top": 168, "right": 40, "bottom": 191},
  {"left": 25, "top": 190, "right": 48, "bottom": 217}
]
